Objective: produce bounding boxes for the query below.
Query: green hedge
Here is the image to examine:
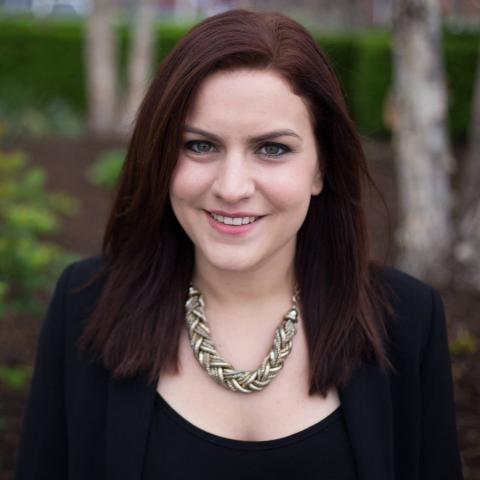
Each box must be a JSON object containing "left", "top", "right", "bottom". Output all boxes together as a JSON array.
[
  {"left": 444, "top": 34, "right": 479, "bottom": 140},
  {"left": 348, "top": 31, "right": 393, "bottom": 137},
  {"left": 0, "top": 19, "right": 86, "bottom": 113},
  {"left": 314, "top": 34, "right": 358, "bottom": 102},
  {"left": 0, "top": 16, "right": 478, "bottom": 140}
]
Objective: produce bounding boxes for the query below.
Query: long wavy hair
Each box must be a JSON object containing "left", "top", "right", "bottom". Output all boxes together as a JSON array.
[{"left": 77, "top": 9, "right": 394, "bottom": 396}]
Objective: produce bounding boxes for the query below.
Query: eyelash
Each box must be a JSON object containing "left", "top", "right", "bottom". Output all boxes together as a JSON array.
[{"left": 184, "top": 140, "right": 292, "bottom": 158}]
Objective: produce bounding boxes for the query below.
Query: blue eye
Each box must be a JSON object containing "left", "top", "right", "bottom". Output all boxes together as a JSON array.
[
  {"left": 185, "top": 140, "right": 215, "bottom": 154},
  {"left": 258, "top": 143, "right": 290, "bottom": 157},
  {"left": 184, "top": 140, "right": 291, "bottom": 158}
]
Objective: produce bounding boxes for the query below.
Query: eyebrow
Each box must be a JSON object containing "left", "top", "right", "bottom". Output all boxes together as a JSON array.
[{"left": 183, "top": 125, "right": 302, "bottom": 143}]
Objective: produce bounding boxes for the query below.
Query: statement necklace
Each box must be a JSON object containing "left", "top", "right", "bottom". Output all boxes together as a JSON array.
[{"left": 185, "top": 283, "right": 300, "bottom": 394}]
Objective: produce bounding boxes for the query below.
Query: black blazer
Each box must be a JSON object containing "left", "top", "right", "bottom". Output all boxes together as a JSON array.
[{"left": 14, "top": 256, "right": 464, "bottom": 480}]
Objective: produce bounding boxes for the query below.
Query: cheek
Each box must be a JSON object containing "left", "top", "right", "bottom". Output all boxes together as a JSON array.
[
  {"left": 170, "top": 159, "right": 210, "bottom": 202},
  {"left": 263, "top": 165, "right": 317, "bottom": 211}
]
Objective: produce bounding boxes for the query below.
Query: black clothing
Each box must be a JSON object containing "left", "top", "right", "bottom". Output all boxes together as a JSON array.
[
  {"left": 143, "top": 394, "right": 359, "bottom": 479},
  {"left": 14, "top": 256, "right": 464, "bottom": 479}
]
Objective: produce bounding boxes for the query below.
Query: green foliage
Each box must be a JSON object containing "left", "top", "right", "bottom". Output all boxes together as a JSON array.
[
  {"left": 0, "top": 17, "right": 85, "bottom": 138},
  {"left": 349, "top": 32, "right": 393, "bottom": 137},
  {"left": 0, "top": 101, "right": 84, "bottom": 139},
  {"left": 88, "top": 148, "right": 126, "bottom": 190},
  {"left": 0, "top": 18, "right": 85, "bottom": 112},
  {"left": 450, "top": 329, "right": 478, "bottom": 356},
  {"left": 0, "top": 365, "right": 32, "bottom": 391},
  {"left": 444, "top": 37, "right": 480, "bottom": 141},
  {"left": 0, "top": 149, "right": 80, "bottom": 316},
  {"left": 0, "top": 17, "right": 478, "bottom": 140},
  {"left": 315, "top": 34, "right": 357, "bottom": 103},
  {"left": 154, "top": 21, "right": 194, "bottom": 64},
  {"left": 317, "top": 29, "right": 479, "bottom": 139}
]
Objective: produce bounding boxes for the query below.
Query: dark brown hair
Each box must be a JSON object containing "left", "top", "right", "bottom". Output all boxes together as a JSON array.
[{"left": 78, "top": 9, "right": 394, "bottom": 396}]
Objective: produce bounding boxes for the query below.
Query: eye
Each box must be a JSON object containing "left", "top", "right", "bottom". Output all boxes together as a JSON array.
[
  {"left": 258, "top": 142, "right": 291, "bottom": 157},
  {"left": 185, "top": 140, "right": 216, "bottom": 154}
]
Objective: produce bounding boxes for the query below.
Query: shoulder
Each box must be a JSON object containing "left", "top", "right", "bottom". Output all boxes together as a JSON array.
[
  {"left": 373, "top": 264, "right": 447, "bottom": 369},
  {"left": 61, "top": 254, "right": 105, "bottom": 295},
  {"left": 65, "top": 254, "right": 105, "bottom": 285},
  {"left": 378, "top": 264, "right": 438, "bottom": 317},
  {"left": 52, "top": 255, "right": 107, "bottom": 334}
]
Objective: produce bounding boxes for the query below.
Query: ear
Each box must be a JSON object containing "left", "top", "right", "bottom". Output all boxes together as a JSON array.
[{"left": 311, "top": 167, "right": 323, "bottom": 196}]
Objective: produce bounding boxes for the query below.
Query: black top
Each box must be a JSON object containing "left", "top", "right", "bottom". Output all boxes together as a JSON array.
[{"left": 143, "top": 393, "right": 359, "bottom": 479}]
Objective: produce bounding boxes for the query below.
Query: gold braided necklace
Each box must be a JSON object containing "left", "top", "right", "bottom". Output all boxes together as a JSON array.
[{"left": 185, "top": 283, "right": 300, "bottom": 394}]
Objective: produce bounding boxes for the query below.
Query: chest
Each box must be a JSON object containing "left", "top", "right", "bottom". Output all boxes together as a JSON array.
[
  {"left": 145, "top": 392, "right": 356, "bottom": 480},
  {"left": 156, "top": 328, "right": 340, "bottom": 442}
]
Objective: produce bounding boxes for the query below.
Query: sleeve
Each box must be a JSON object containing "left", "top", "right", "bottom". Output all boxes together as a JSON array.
[
  {"left": 418, "top": 286, "right": 464, "bottom": 479},
  {"left": 14, "top": 263, "right": 75, "bottom": 480}
]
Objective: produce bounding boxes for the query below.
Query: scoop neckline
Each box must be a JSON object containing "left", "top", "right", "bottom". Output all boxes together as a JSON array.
[{"left": 155, "top": 392, "right": 342, "bottom": 450}]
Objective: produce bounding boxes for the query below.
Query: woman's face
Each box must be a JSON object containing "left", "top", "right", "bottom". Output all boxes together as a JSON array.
[{"left": 169, "top": 69, "right": 323, "bottom": 274}]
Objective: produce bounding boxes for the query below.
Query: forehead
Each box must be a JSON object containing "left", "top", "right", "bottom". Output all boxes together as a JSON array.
[{"left": 184, "top": 69, "right": 314, "bottom": 134}]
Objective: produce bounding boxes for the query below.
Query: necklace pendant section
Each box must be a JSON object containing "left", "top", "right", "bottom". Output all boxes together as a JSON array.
[{"left": 184, "top": 283, "right": 301, "bottom": 394}]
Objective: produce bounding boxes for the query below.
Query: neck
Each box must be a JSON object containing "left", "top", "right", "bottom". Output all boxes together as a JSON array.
[{"left": 191, "top": 248, "right": 297, "bottom": 319}]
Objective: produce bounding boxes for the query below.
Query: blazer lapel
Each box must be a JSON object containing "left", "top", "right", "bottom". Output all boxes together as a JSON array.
[
  {"left": 339, "top": 363, "right": 394, "bottom": 480},
  {"left": 106, "top": 373, "right": 157, "bottom": 480}
]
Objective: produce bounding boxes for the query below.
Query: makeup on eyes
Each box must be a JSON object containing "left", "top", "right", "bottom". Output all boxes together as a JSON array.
[{"left": 184, "top": 139, "right": 293, "bottom": 157}]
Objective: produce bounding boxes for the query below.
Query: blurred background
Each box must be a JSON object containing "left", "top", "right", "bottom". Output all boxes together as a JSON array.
[{"left": 0, "top": 0, "right": 479, "bottom": 478}]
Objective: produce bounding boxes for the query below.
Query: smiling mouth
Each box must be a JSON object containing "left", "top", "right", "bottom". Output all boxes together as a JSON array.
[{"left": 205, "top": 210, "right": 263, "bottom": 226}]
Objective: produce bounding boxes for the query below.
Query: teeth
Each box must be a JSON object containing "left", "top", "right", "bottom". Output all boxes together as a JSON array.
[{"left": 210, "top": 212, "right": 257, "bottom": 225}]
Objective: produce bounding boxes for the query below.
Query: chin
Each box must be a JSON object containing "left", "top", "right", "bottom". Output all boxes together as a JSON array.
[
  {"left": 210, "top": 258, "right": 258, "bottom": 273},
  {"left": 201, "top": 249, "right": 260, "bottom": 273}
]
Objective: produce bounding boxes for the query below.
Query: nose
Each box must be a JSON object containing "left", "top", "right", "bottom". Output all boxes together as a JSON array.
[{"left": 211, "top": 152, "right": 255, "bottom": 203}]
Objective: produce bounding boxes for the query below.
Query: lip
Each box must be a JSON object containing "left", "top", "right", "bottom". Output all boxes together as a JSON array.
[
  {"left": 204, "top": 210, "right": 263, "bottom": 235},
  {"left": 207, "top": 209, "right": 264, "bottom": 218}
]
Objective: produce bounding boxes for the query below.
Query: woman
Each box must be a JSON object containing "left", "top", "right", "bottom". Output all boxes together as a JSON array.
[{"left": 15, "top": 9, "right": 463, "bottom": 480}]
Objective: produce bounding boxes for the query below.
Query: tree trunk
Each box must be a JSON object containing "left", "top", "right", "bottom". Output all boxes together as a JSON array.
[
  {"left": 454, "top": 45, "right": 480, "bottom": 290},
  {"left": 118, "top": 0, "right": 156, "bottom": 135},
  {"left": 392, "top": 0, "right": 455, "bottom": 285},
  {"left": 85, "top": 0, "right": 118, "bottom": 135}
]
